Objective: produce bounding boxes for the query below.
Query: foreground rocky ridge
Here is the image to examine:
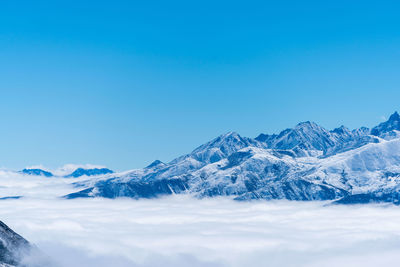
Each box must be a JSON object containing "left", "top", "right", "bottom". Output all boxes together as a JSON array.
[
  {"left": 0, "top": 221, "right": 48, "bottom": 267},
  {"left": 0, "top": 221, "right": 30, "bottom": 267},
  {"left": 60, "top": 112, "right": 400, "bottom": 204}
]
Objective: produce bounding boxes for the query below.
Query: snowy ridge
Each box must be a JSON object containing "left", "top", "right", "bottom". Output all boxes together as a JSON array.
[
  {"left": 61, "top": 111, "right": 400, "bottom": 204},
  {"left": 20, "top": 164, "right": 114, "bottom": 179}
]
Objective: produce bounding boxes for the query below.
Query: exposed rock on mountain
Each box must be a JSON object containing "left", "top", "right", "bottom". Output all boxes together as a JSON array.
[
  {"left": 371, "top": 111, "right": 400, "bottom": 136},
  {"left": 21, "top": 169, "right": 53, "bottom": 178},
  {"left": 65, "top": 168, "right": 114, "bottom": 178},
  {"left": 65, "top": 112, "right": 400, "bottom": 205},
  {"left": 0, "top": 220, "right": 49, "bottom": 267}
]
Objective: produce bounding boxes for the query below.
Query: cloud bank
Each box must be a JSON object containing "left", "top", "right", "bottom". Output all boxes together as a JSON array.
[{"left": 0, "top": 196, "right": 399, "bottom": 267}]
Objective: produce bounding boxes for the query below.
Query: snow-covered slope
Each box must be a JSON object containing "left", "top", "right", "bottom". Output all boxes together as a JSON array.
[
  {"left": 255, "top": 122, "right": 378, "bottom": 157},
  {"left": 64, "top": 112, "right": 400, "bottom": 204}
]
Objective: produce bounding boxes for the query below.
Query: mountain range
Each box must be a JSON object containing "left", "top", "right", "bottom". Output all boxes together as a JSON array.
[
  {"left": 21, "top": 167, "right": 114, "bottom": 178},
  {"left": 21, "top": 112, "right": 400, "bottom": 205}
]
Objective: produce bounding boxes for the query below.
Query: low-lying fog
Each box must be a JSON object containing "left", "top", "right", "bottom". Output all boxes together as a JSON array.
[
  {"left": 0, "top": 170, "right": 399, "bottom": 266},
  {"left": 0, "top": 197, "right": 400, "bottom": 267}
]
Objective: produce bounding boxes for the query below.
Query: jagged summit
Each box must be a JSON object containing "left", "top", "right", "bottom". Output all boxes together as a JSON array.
[
  {"left": 198, "top": 131, "right": 244, "bottom": 149},
  {"left": 220, "top": 131, "right": 240, "bottom": 137},
  {"left": 36, "top": 110, "right": 400, "bottom": 205},
  {"left": 188, "top": 131, "right": 251, "bottom": 164},
  {"left": 371, "top": 111, "right": 400, "bottom": 136},
  {"left": 146, "top": 160, "right": 165, "bottom": 169},
  {"left": 389, "top": 111, "right": 400, "bottom": 121},
  {"left": 294, "top": 121, "right": 319, "bottom": 129},
  {"left": 331, "top": 125, "right": 350, "bottom": 134},
  {"left": 256, "top": 121, "right": 342, "bottom": 156}
]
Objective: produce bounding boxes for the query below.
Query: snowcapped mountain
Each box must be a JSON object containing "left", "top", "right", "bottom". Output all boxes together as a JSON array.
[
  {"left": 65, "top": 167, "right": 114, "bottom": 178},
  {"left": 21, "top": 169, "right": 54, "bottom": 177},
  {"left": 64, "top": 112, "right": 400, "bottom": 204},
  {"left": 255, "top": 122, "right": 378, "bottom": 157},
  {"left": 19, "top": 166, "right": 114, "bottom": 178},
  {"left": 371, "top": 111, "right": 400, "bottom": 136}
]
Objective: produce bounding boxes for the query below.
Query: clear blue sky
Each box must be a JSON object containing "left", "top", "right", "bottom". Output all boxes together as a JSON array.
[{"left": 1, "top": 0, "right": 400, "bottom": 170}]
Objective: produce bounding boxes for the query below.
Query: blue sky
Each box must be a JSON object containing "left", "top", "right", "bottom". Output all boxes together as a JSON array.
[{"left": 0, "top": 0, "right": 400, "bottom": 170}]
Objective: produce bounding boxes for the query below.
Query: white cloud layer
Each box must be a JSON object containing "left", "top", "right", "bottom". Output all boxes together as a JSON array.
[
  {"left": 0, "top": 196, "right": 399, "bottom": 267},
  {"left": 0, "top": 171, "right": 398, "bottom": 266}
]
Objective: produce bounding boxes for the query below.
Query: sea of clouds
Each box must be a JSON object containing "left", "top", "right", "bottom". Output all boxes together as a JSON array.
[
  {"left": 0, "top": 170, "right": 399, "bottom": 266},
  {"left": 0, "top": 197, "right": 400, "bottom": 267}
]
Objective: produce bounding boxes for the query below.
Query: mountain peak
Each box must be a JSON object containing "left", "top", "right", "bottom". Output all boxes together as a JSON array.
[
  {"left": 371, "top": 111, "right": 400, "bottom": 136},
  {"left": 294, "top": 121, "right": 323, "bottom": 132},
  {"left": 146, "top": 160, "right": 165, "bottom": 169},
  {"left": 220, "top": 131, "right": 240, "bottom": 138},
  {"left": 21, "top": 168, "right": 53, "bottom": 177},
  {"left": 389, "top": 111, "right": 400, "bottom": 121},
  {"left": 296, "top": 121, "right": 316, "bottom": 127},
  {"left": 202, "top": 131, "right": 242, "bottom": 147},
  {"left": 331, "top": 125, "right": 350, "bottom": 134},
  {"left": 65, "top": 168, "right": 114, "bottom": 178},
  {"left": 190, "top": 131, "right": 249, "bottom": 164}
]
